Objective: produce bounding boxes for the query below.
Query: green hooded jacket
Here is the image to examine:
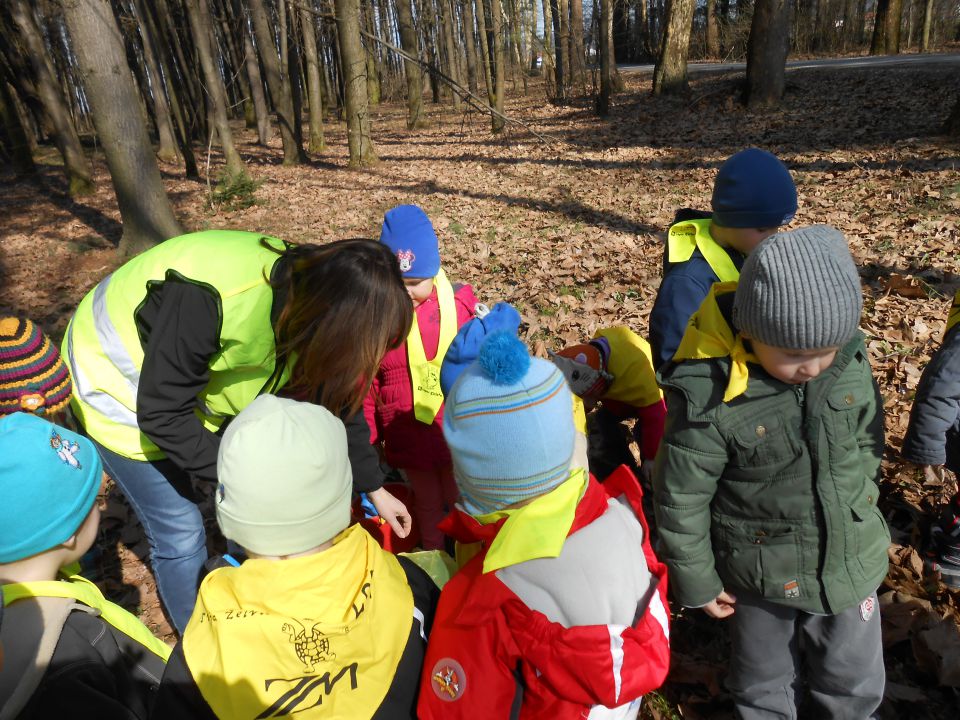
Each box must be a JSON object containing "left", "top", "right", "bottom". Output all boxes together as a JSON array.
[{"left": 652, "top": 284, "right": 890, "bottom": 614}]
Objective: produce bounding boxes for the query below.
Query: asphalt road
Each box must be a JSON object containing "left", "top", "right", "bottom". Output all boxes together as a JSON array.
[{"left": 619, "top": 52, "right": 960, "bottom": 75}]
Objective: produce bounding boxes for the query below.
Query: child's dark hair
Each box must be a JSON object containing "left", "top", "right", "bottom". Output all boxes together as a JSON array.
[{"left": 267, "top": 238, "right": 412, "bottom": 415}]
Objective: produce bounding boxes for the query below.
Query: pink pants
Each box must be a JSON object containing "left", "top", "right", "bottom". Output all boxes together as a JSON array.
[{"left": 404, "top": 465, "right": 459, "bottom": 551}]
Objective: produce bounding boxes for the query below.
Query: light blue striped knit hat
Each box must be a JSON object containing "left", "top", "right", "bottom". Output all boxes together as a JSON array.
[{"left": 443, "top": 332, "right": 575, "bottom": 515}]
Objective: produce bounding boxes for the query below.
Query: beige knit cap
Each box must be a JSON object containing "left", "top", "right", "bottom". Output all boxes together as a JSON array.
[
  {"left": 733, "top": 225, "right": 863, "bottom": 350},
  {"left": 216, "top": 395, "right": 352, "bottom": 556}
]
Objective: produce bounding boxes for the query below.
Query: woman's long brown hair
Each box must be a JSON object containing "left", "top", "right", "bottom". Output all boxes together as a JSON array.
[{"left": 269, "top": 238, "right": 412, "bottom": 415}]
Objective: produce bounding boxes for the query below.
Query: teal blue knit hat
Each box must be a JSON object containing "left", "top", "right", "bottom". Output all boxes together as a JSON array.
[
  {"left": 0, "top": 413, "right": 102, "bottom": 563},
  {"left": 443, "top": 332, "right": 575, "bottom": 515}
]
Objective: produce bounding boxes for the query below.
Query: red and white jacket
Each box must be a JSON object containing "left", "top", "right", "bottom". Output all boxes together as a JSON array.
[{"left": 417, "top": 466, "right": 671, "bottom": 719}]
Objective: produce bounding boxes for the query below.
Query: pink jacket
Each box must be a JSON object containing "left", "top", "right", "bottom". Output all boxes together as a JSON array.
[{"left": 364, "top": 282, "right": 478, "bottom": 471}]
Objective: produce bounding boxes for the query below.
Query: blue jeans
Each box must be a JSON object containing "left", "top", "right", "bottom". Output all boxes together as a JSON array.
[{"left": 93, "top": 442, "right": 208, "bottom": 633}]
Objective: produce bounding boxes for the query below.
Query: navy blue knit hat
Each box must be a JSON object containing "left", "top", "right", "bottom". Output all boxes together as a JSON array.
[
  {"left": 711, "top": 148, "right": 797, "bottom": 229},
  {"left": 380, "top": 205, "right": 441, "bottom": 278}
]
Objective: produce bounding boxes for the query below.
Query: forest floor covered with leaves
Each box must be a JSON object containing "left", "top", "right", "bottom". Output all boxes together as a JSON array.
[{"left": 2, "top": 59, "right": 960, "bottom": 717}]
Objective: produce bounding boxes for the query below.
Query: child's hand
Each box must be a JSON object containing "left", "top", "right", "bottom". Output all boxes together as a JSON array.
[
  {"left": 702, "top": 590, "right": 737, "bottom": 619},
  {"left": 367, "top": 486, "right": 413, "bottom": 538}
]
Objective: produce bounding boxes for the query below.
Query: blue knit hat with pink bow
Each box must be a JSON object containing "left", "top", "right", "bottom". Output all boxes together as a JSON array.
[{"left": 380, "top": 205, "right": 441, "bottom": 278}]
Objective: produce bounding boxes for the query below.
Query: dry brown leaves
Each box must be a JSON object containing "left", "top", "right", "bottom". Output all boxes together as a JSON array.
[{"left": 2, "top": 59, "right": 960, "bottom": 714}]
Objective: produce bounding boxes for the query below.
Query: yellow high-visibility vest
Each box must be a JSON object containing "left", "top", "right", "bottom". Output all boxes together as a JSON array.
[
  {"left": 667, "top": 218, "right": 740, "bottom": 283},
  {"left": 407, "top": 269, "right": 458, "bottom": 424}
]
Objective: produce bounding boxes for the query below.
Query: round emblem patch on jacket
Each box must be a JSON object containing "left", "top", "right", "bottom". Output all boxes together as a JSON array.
[{"left": 430, "top": 658, "right": 466, "bottom": 701}]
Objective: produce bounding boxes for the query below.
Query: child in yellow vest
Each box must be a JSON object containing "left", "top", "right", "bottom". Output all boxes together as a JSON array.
[
  {"left": 548, "top": 327, "right": 666, "bottom": 483},
  {"left": 364, "top": 205, "right": 480, "bottom": 550},
  {"left": 0, "top": 413, "right": 170, "bottom": 719},
  {"left": 155, "top": 395, "right": 440, "bottom": 719}
]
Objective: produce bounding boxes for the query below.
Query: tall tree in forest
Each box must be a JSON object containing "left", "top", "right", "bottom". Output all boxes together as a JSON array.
[
  {"left": 248, "top": 0, "right": 305, "bottom": 164},
  {"left": 60, "top": 0, "right": 182, "bottom": 255},
  {"left": 597, "top": 0, "right": 612, "bottom": 114},
  {"left": 705, "top": 0, "right": 720, "bottom": 56},
  {"left": 461, "top": 0, "right": 480, "bottom": 94},
  {"left": 10, "top": 0, "right": 95, "bottom": 194},
  {"left": 743, "top": 0, "right": 790, "bottom": 108},
  {"left": 568, "top": 0, "right": 586, "bottom": 90},
  {"left": 488, "top": 0, "right": 506, "bottom": 131},
  {"left": 335, "top": 0, "right": 377, "bottom": 164},
  {"left": 920, "top": 0, "right": 935, "bottom": 51},
  {"left": 129, "top": 0, "right": 179, "bottom": 162},
  {"left": 300, "top": 3, "right": 326, "bottom": 152},
  {"left": 239, "top": 2, "right": 271, "bottom": 144},
  {"left": 0, "top": 77, "right": 35, "bottom": 175},
  {"left": 871, "top": 0, "right": 903, "bottom": 54},
  {"left": 652, "top": 0, "right": 695, "bottom": 95},
  {"left": 394, "top": 0, "right": 423, "bottom": 128},
  {"left": 184, "top": 0, "right": 246, "bottom": 178}
]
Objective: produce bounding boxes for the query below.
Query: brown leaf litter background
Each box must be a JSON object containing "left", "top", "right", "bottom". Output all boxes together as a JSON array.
[{"left": 2, "top": 62, "right": 959, "bottom": 717}]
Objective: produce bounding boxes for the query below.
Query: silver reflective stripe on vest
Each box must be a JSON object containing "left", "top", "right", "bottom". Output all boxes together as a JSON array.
[
  {"left": 92, "top": 276, "right": 141, "bottom": 398},
  {"left": 65, "top": 276, "right": 140, "bottom": 429}
]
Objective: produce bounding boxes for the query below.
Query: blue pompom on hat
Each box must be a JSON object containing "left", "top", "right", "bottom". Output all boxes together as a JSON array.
[
  {"left": 443, "top": 331, "right": 575, "bottom": 516},
  {"left": 711, "top": 148, "right": 797, "bottom": 229},
  {"left": 379, "top": 204, "right": 441, "bottom": 278},
  {"left": 0, "top": 413, "right": 102, "bottom": 563},
  {"left": 440, "top": 302, "right": 523, "bottom": 396}
]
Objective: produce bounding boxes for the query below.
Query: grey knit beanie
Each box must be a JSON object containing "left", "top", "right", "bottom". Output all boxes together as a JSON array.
[{"left": 733, "top": 225, "right": 863, "bottom": 350}]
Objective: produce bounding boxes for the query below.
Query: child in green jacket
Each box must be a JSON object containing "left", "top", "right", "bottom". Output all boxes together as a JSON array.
[{"left": 653, "top": 226, "right": 890, "bottom": 719}]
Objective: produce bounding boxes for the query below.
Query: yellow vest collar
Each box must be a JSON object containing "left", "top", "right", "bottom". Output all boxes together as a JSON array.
[
  {"left": 672, "top": 282, "right": 757, "bottom": 401},
  {"left": 407, "top": 268, "right": 457, "bottom": 424},
  {"left": 667, "top": 218, "right": 741, "bottom": 283},
  {"left": 472, "top": 467, "right": 587, "bottom": 574}
]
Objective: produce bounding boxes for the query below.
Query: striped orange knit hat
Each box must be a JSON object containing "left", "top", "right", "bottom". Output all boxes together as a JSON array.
[{"left": 0, "top": 317, "right": 72, "bottom": 417}]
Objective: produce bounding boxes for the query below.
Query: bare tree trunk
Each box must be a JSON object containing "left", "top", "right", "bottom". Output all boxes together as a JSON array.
[
  {"left": 130, "top": 0, "right": 179, "bottom": 161},
  {"left": 885, "top": 0, "right": 903, "bottom": 53},
  {"left": 216, "top": 0, "right": 254, "bottom": 126},
  {"left": 61, "top": 0, "right": 182, "bottom": 255},
  {"left": 184, "top": 0, "right": 245, "bottom": 178},
  {"left": 551, "top": 0, "right": 569, "bottom": 99},
  {"left": 300, "top": 3, "right": 326, "bottom": 151},
  {"left": 744, "top": 0, "right": 789, "bottom": 108},
  {"left": 476, "top": 0, "right": 496, "bottom": 106},
  {"left": 871, "top": 0, "right": 887, "bottom": 53},
  {"left": 335, "top": 0, "right": 377, "bottom": 165},
  {"left": 488, "top": 0, "right": 506, "bottom": 131},
  {"left": 920, "top": 0, "right": 934, "bottom": 51},
  {"left": 653, "top": 0, "right": 695, "bottom": 95},
  {"left": 540, "top": 0, "right": 556, "bottom": 85},
  {"left": 362, "top": 0, "right": 382, "bottom": 105},
  {"left": 461, "top": 0, "right": 480, "bottom": 93},
  {"left": 568, "top": 0, "right": 586, "bottom": 91},
  {"left": 395, "top": 0, "right": 424, "bottom": 127},
  {"left": 138, "top": 0, "right": 199, "bottom": 177},
  {"left": 0, "top": 79, "right": 35, "bottom": 175},
  {"left": 10, "top": 0, "right": 94, "bottom": 194},
  {"left": 597, "top": 0, "right": 612, "bottom": 114},
  {"left": 249, "top": 0, "right": 305, "bottom": 164},
  {"left": 440, "top": 0, "right": 463, "bottom": 109},
  {"left": 705, "top": 0, "right": 720, "bottom": 56},
  {"left": 241, "top": 7, "right": 271, "bottom": 144}
]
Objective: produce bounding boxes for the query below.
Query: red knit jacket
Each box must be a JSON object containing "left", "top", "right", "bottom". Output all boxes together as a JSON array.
[
  {"left": 417, "top": 467, "right": 671, "bottom": 719},
  {"left": 364, "top": 282, "right": 478, "bottom": 471}
]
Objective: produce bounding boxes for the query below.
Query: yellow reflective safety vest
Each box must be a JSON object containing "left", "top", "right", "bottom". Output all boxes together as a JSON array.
[
  {"left": 181, "top": 526, "right": 418, "bottom": 719},
  {"left": 666, "top": 218, "right": 741, "bottom": 283},
  {"left": 407, "top": 269, "right": 458, "bottom": 424},
  {"left": 64, "top": 230, "right": 289, "bottom": 461},
  {"left": 1, "top": 574, "right": 171, "bottom": 662}
]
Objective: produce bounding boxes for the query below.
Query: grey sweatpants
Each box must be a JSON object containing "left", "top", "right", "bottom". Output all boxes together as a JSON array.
[{"left": 726, "top": 593, "right": 885, "bottom": 720}]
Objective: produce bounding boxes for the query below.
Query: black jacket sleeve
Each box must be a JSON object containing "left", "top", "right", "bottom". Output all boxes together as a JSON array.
[
  {"left": 343, "top": 405, "right": 388, "bottom": 493},
  {"left": 902, "top": 326, "right": 960, "bottom": 466},
  {"left": 153, "top": 642, "right": 217, "bottom": 720},
  {"left": 136, "top": 281, "right": 223, "bottom": 481}
]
